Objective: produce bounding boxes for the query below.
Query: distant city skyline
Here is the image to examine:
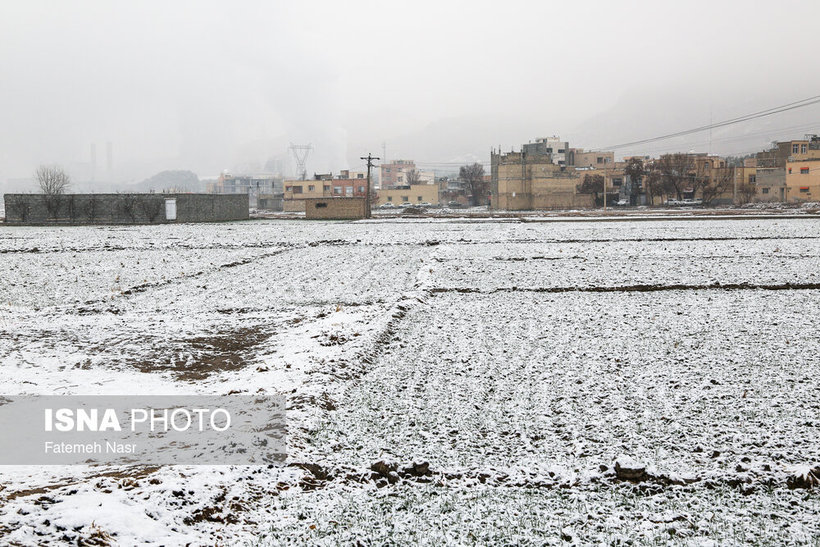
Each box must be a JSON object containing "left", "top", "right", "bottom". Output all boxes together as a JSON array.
[{"left": 2, "top": 0, "right": 820, "bottom": 189}]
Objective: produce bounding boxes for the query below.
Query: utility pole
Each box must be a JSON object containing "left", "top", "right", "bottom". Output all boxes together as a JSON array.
[{"left": 361, "top": 153, "right": 380, "bottom": 219}]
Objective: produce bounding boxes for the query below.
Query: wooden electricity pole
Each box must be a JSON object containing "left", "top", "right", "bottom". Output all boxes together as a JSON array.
[{"left": 361, "top": 153, "right": 380, "bottom": 218}]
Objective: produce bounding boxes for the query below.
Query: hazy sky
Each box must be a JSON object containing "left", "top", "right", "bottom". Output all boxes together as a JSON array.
[{"left": 2, "top": 0, "right": 820, "bottom": 186}]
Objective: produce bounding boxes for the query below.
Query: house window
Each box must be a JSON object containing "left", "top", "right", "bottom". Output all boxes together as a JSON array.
[
  {"left": 800, "top": 187, "right": 810, "bottom": 193},
  {"left": 417, "top": 196, "right": 423, "bottom": 201},
  {"left": 557, "top": 149, "right": 565, "bottom": 153},
  {"left": 285, "top": 185, "right": 292, "bottom": 192},
  {"left": 292, "top": 185, "right": 303, "bottom": 194},
  {"left": 323, "top": 185, "right": 330, "bottom": 191},
  {"left": 358, "top": 186, "right": 365, "bottom": 193},
  {"left": 345, "top": 187, "right": 353, "bottom": 196},
  {"left": 597, "top": 157, "right": 603, "bottom": 164},
  {"left": 308, "top": 185, "right": 315, "bottom": 192},
  {"left": 387, "top": 196, "right": 393, "bottom": 202},
  {"left": 749, "top": 175, "right": 756, "bottom": 183},
  {"left": 333, "top": 187, "right": 342, "bottom": 194},
  {"left": 801, "top": 144, "right": 808, "bottom": 154},
  {"left": 793, "top": 144, "right": 800, "bottom": 154},
  {"left": 357, "top": 174, "right": 364, "bottom": 178},
  {"left": 612, "top": 178, "right": 623, "bottom": 187},
  {"left": 315, "top": 202, "right": 327, "bottom": 208},
  {"left": 762, "top": 188, "right": 770, "bottom": 194},
  {"left": 800, "top": 167, "right": 810, "bottom": 174},
  {"left": 401, "top": 196, "right": 409, "bottom": 202}
]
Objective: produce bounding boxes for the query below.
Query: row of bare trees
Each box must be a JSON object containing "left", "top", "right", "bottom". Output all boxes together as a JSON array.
[{"left": 579, "top": 154, "right": 757, "bottom": 206}]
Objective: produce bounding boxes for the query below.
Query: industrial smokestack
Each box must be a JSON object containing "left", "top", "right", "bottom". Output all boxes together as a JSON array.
[
  {"left": 90, "top": 143, "right": 97, "bottom": 182},
  {"left": 106, "top": 141, "right": 113, "bottom": 178}
]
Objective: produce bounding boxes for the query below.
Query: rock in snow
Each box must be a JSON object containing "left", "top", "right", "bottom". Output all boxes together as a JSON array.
[{"left": 615, "top": 455, "right": 647, "bottom": 481}]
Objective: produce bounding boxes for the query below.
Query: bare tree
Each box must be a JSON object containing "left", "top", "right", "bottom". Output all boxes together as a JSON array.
[
  {"left": 696, "top": 166, "right": 734, "bottom": 206},
  {"left": 577, "top": 173, "right": 605, "bottom": 205},
  {"left": 624, "top": 157, "right": 645, "bottom": 204},
  {"left": 459, "top": 163, "right": 487, "bottom": 206},
  {"left": 404, "top": 169, "right": 422, "bottom": 186},
  {"left": 736, "top": 181, "right": 757, "bottom": 204},
  {"left": 36, "top": 165, "right": 70, "bottom": 220},
  {"left": 643, "top": 169, "right": 663, "bottom": 205},
  {"left": 655, "top": 153, "right": 694, "bottom": 201}
]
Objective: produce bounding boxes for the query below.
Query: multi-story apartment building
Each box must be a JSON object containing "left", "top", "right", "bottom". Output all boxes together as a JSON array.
[
  {"left": 379, "top": 160, "right": 416, "bottom": 189},
  {"left": 283, "top": 175, "right": 332, "bottom": 212},
  {"left": 521, "top": 137, "right": 571, "bottom": 166},
  {"left": 490, "top": 148, "right": 592, "bottom": 210}
]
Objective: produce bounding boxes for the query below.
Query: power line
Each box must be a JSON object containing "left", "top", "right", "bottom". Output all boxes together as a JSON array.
[{"left": 595, "top": 94, "right": 820, "bottom": 151}]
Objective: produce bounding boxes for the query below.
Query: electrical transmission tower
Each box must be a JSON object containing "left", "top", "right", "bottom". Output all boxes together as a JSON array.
[{"left": 289, "top": 143, "right": 313, "bottom": 180}]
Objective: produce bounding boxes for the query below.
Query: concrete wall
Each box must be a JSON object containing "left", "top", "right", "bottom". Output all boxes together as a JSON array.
[
  {"left": 3, "top": 193, "right": 248, "bottom": 225},
  {"left": 304, "top": 198, "right": 366, "bottom": 220},
  {"left": 755, "top": 169, "right": 787, "bottom": 202}
]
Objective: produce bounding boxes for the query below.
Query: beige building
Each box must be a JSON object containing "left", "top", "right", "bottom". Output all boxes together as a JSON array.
[
  {"left": 283, "top": 179, "right": 332, "bottom": 212},
  {"left": 572, "top": 150, "right": 615, "bottom": 168},
  {"left": 376, "top": 184, "right": 439, "bottom": 206},
  {"left": 491, "top": 150, "right": 593, "bottom": 210},
  {"left": 785, "top": 149, "right": 820, "bottom": 202}
]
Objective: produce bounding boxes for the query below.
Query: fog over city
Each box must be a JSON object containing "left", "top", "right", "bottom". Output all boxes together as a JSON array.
[{"left": 2, "top": 0, "right": 819, "bottom": 190}]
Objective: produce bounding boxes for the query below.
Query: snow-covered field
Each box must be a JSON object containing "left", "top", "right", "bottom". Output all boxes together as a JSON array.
[{"left": 1, "top": 217, "right": 819, "bottom": 545}]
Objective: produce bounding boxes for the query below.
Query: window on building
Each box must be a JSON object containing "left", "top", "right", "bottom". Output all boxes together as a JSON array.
[
  {"left": 315, "top": 202, "right": 327, "bottom": 208},
  {"left": 557, "top": 149, "right": 565, "bottom": 153},
  {"left": 800, "top": 187, "right": 810, "bottom": 193},
  {"left": 345, "top": 187, "right": 353, "bottom": 196},
  {"left": 417, "top": 196, "right": 423, "bottom": 201},
  {"left": 308, "top": 185, "right": 315, "bottom": 192},
  {"left": 597, "top": 157, "right": 603, "bottom": 164},
  {"left": 333, "top": 187, "right": 342, "bottom": 194},
  {"left": 357, "top": 174, "right": 364, "bottom": 178},
  {"left": 401, "top": 196, "right": 409, "bottom": 202},
  {"left": 358, "top": 186, "right": 365, "bottom": 193},
  {"left": 801, "top": 144, "right": 808, "bottom": 154},
  {"left": 546, "top": 147, "right": 553, "bottom": 153},
  {"left": 793, "top": 144, "right": 800, "bottom": 154},
  {"left": 612, "top": 178, "right": 623, "bottom": 187},
  {"left": 397, "top": 176, "right": 403, "bottom": 182},
  {"left": 292, "top": 185, "right": 303, "bottom": 194},
  {"left": 762, "top": 188, "right": 769, "bottom": 194},
  {"left": 387, "top": 196, "right": 393, "bottom": 202},
  {"left": 749, "top": 175, "right": 756, "bottom": 183},
  {"left": 323, "top": 185, "right": 330, "bottom": 191},
  {"left": 285, "top": 185, "right": 292, "bottom": 192},
  {"left": 801, "top": 167, "right": 810, "bottom": 174}
]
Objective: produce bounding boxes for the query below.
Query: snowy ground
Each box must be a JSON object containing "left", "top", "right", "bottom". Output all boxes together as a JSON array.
[{"left": 1, "top": 217, "right": 819, "bottom": 545}]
